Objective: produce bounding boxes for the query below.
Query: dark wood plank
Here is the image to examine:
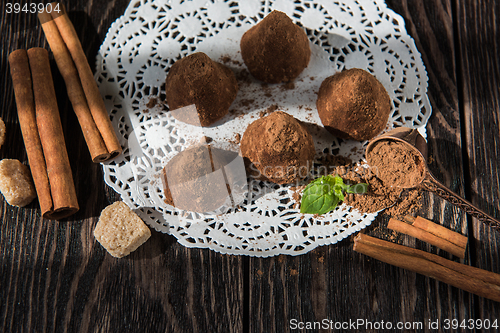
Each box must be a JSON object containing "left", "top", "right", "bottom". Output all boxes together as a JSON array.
[
  {"left": 456, "top": 0, "right": 500, "bottom": 319},
  {"left": 0, "top": 1, "right": 245, "bottom": 332}
]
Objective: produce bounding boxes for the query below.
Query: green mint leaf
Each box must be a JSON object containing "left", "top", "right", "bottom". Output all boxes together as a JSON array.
[
  {"left": 332, "top": 175, "right": 344, "bottom": 186},
  {"left": 301, "top": 181, "right": 330, "bottom": 201},
  {"left": 302, "top": 175, "right": 335, "bottom": 195},
  {"left": 300, "top": 190, "right": 339, "bottom": 215},
  {"left": 303, "top": 176, "right": 329, "bottom": 191},
  {"left": 300, "top": 174, "right": 368, "bottom": 215},
  {"left": 346, "top": 183, "right": 369, "bottom": 194},
  {"left": 300, "top": 178, "right": 339, "bottom": 214},
  {"left": 334, "top": 184, "right": 345, "bottom": 201}
]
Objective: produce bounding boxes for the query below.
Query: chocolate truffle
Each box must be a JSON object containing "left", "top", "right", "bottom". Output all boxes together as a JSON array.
[
  {"left": 240, "top": 111, "right": 315, "bottom": 184},
  {"left": 240, "top": 10, "right": 311, "bottom": 84},
  {"left": 162, "top": 145, "right": 244, "bottom": 213},
  {"left": 316, "top": 68, "right": 391, "bottom": 141},
  {"left": 165, "top": 52, "right": 238, "bottom": 126}
]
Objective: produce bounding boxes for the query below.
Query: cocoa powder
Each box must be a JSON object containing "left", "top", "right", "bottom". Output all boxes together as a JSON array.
[
  {"left": 259, "top": 104, "right": 278, "bottom": 118},
  {"left": 343, "top": 166, "right": 422, "bottom": 217},
  {"left": 367, "top": 140, "right": 425, "bottom": 188},
  {"left": 146, "top": 97, "right": 157, "bottom": 108}
]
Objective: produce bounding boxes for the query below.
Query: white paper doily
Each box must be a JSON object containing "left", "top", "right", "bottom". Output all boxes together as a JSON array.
[{"left": 95, "top": 0, "right": 431, "bottom": 257}]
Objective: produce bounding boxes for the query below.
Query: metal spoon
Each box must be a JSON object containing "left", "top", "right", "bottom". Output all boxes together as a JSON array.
[{"left": 365, "top": 127, "right": 500, "bottom": 229}]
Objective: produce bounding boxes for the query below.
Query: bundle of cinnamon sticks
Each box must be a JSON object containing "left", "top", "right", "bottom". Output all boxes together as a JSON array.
[
  {"left": 9, "top": 48, "right": 79, "bottom": 220},
  {"left": 354, "top": 216, "right": 500, "bottom": 302},
  {"left": 38, "top": 2, "right": 121, "bottom": 162},
  {"left": 8, "top": 3, "right": 123, "bottom": 219},
  {"left": 388, "top": 215, "right": 468, "bottom": 258}
]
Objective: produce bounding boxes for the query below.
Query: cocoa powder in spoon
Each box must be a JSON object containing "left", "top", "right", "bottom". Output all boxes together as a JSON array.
[{"left": 367, "top": 140, "right": 425, "bottom": 188}]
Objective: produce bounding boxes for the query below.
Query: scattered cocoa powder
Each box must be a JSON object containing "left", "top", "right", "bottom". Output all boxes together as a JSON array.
[
  {"left": 259, "top": 104, "right": 278, "bottom": 118},
  {"left": 239, "top": 99, "right": 255, "bottom": 108},
  {"left": 235, "top": 68, "right": 252, "bottom": 84},
  {"left": 290, "top": 185, "right": 306, "bottom": 209},
  {"left": 233, "top": 133, "right": 241, "bottom": 144},
  {"left": 220, "top": 55, "right": 241, "bottom": 66},
  {"left": 146, "top": 97, "right": 157, "bottom": 108},
  {"left": 282, "top": 81, "right": 295, "bottom": 90},
  {"left": 220, "top": 55, "right": 231, "bottom": 64},
  {"left": 310, "top": 154, "right": 352, "bottom": 177},
  {"left": 228, "top": 133, "right": 241, "bottom": 145}
]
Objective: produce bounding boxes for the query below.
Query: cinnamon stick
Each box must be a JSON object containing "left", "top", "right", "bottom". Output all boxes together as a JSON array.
[
  {"left": 38, "top": 9, "right": 110, "bottom": 162},
  {"left": 8, "top": 49, "right": 53, "bottom": 215},
  {"left": 411, "top": 216, "right": 468, "bottom": 250},
  {"left": 353, "top": 233, "right": 500, "bottom": 302},
  {"left": 9, "top": 48, "right": 79, "bottom": 220},
  {"left": 38, "top": 2, "right": 121, "bottom": 162},
  {"left": 388, "top": 217, "right": 466, "bottom": 258}
]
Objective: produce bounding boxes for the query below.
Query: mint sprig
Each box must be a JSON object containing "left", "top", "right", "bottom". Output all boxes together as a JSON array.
[{"left": 300, "top": 175, "right": 368, "bottom": 215}]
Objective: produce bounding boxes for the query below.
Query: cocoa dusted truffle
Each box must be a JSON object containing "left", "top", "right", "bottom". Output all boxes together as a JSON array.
[
  {"left": 316, "top": 68, "right": 391, "bottom": 141},
  {"left": 162, "top": 145, "right": 244, "bottom": 213},
  {"left": 240, "top": 10, "right": 311, "bottom": 84},
  {"left": 240, "top": 111, "right": 315, "bottom": 184},
  {"left": 165, "top": 52, "right": 238, "bottom": 126}
]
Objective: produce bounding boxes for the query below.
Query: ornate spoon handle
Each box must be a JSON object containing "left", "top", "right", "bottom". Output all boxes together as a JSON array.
[{"left": 420, "top": 173, "right": 500, "bottom": 229}]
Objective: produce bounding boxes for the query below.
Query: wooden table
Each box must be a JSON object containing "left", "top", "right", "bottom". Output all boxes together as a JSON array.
[{"left": 1, "top": 1, "right": 499, "bottom": 332}]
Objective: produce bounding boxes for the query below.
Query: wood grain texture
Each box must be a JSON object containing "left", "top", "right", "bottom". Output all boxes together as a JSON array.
[
  {"left": 248, "top": 0, "right": 497, "bottom": 331},
  {"left": 1, "top": 0, "right": 499, "bottom": 332},
  {"left": 455, "top": 0, "right": 500, "bottom": 318}
]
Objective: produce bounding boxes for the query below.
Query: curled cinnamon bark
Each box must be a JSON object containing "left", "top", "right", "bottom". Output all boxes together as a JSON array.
[
  {"left": 9, "top": 48, "right": 79, "bottom": 220},
  {"left": 353, "top": 233, "right": 500, "bottom": 302},
  {"left": 388, "top": 217, "right": 467, "bottom": 258},
  {"left": 39, "top": 2, "right": 121, "bottom": 162}
]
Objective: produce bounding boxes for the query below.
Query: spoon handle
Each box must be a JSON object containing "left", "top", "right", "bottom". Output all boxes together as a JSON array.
[{"left": 420, "top": 174, "right": 500, "bottom": 229}]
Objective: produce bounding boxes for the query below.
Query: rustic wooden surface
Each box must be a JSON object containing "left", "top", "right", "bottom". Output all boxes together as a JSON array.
[{"left": 1, "top": 0, "right": 499, "bottom": 332}]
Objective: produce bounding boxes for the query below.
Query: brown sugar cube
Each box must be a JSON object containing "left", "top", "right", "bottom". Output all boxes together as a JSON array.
[
  {"left": 94, "top": 201, "right": 151, "bottom": 258},
  {"left": 0, "top": 117, "right": 6, "bottom": 148},
  {"left": 0, "top": 159, "right": 37, "bottom": 207}
]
